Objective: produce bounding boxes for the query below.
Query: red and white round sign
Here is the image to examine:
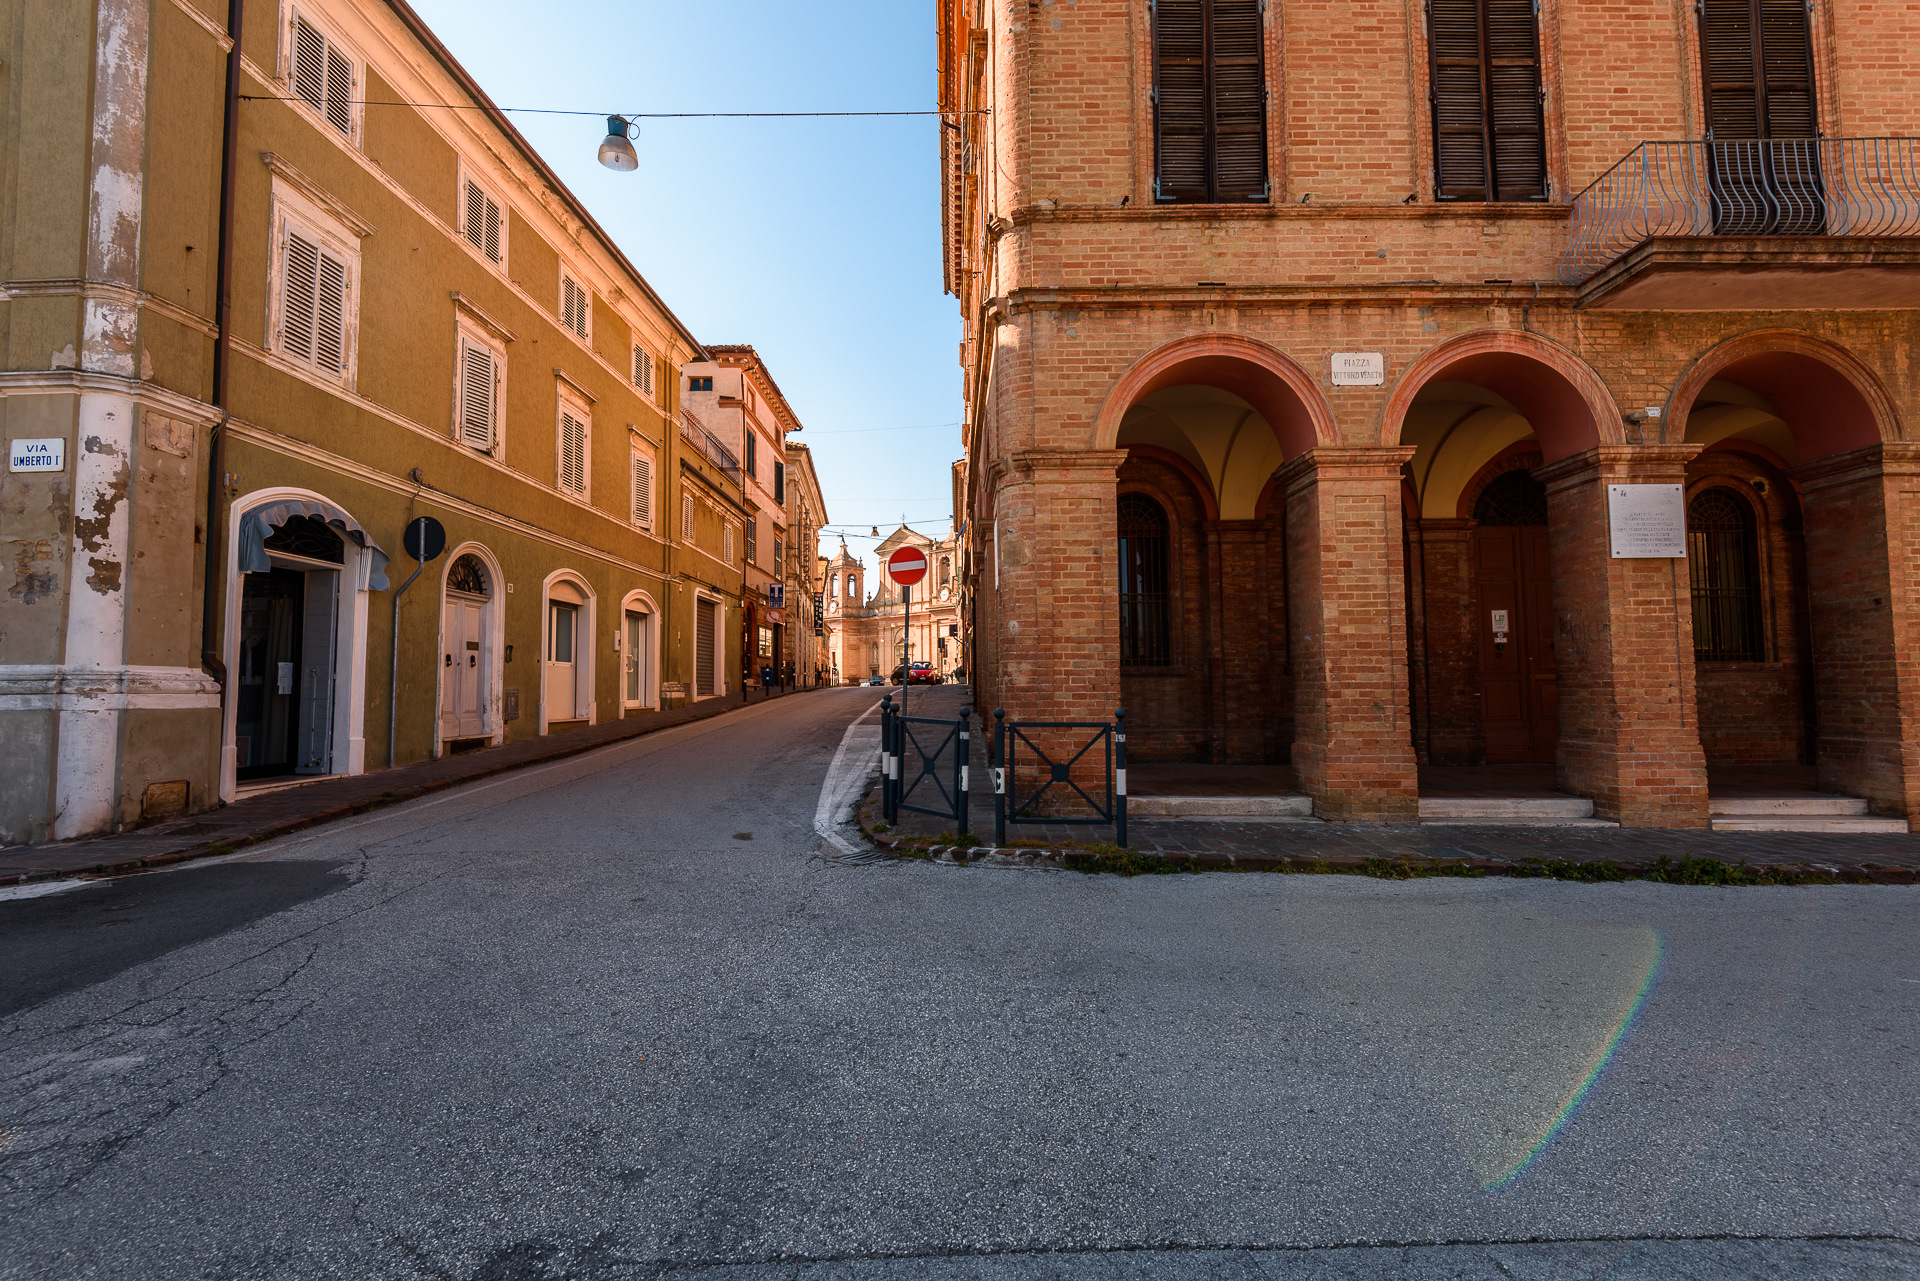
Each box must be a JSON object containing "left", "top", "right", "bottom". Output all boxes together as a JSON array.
[{"left": 886, "top": 547, "right": 928, "bottom": 587}]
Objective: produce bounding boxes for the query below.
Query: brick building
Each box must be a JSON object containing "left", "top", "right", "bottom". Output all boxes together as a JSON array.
[{"left": 937, "top": 0, "right": 1920, "bottom": 826}]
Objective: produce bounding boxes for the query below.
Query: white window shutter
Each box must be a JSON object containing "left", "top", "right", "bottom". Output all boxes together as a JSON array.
[
  {"left": 459, "top": 341, "right": 495, "bottom": 449},
  {"left": 559, "top": 411, "right": 586, "bottom": 494},
  {"left": 324, "top": 45, "right": 353, "bottom": 134},
  {"left": 293, "top": 19, "right": 326, "bottom": 115},
  {"left": 484, "top": 195, "right": 501, "bottom": 262},
  {"left": 314, "top": 248, "right": 348, "bottom": 374},
  {"left": 725, "top": 523, "right": 735, "bottom": 563},
  {"left": 633, "top": 345, "right": 653, "bottom": 396},
  {"left": 682, "top": 494, "right": 694, "bottom": 541},
  {"left": 631, "top": 452, "right": 653, "bottom": 526},
  {"left": 281, "top": 230, "right": 321, "bottom": 363},
  {"left": 464, "top": 181, "right": 485, "bottom": 253}
]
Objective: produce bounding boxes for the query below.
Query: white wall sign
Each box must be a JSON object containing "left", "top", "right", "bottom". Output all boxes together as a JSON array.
[
  {"left": 9, "top": 438, "right": 65, "bottom": 472},
  {"left": 1330, "top": 352, "right": 1386, "bottom": 386},
  {"left": 1608, "top": 484, "right": 1687, "bottom": 558}
]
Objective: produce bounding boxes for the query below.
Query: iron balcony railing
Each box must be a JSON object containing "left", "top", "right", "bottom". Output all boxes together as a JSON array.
[
  {"left": 678, "top": 409, "right": 741, "bottom": 483},
  {"left": 1560, "top": 137, "right": 1920, "bottom": 283}
]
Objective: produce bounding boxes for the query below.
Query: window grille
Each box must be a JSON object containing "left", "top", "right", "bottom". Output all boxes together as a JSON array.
[
  {"left": 1472, "top": 469, "right": 1548, "bottom": 526},
  {"left": 447, "top": 554, "right": 489, "bottom": 596},
  {"left": 1689, "top": 488, "right": 1765, "bottom": 662},
  {"left": 1118, "top": 493, "right": 1172, "bottom": 665}
]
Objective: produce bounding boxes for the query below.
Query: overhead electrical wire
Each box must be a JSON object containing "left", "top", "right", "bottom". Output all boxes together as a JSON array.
[{"left": 239, "top": 94, "right": 983, "bottom": 120}]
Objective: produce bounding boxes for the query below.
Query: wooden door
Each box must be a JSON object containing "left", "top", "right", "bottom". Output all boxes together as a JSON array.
[
  {"left": 1473, "top": 526, "right": 1558, "bottom": 763},
  {"left": 442, "top": 598, "right": 485, "bottom": 738},
  {"left": 546, "top": 601, "right": 578, "bottom": 722}
]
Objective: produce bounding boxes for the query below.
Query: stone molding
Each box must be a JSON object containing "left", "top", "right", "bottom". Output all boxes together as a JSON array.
[
  {"left": 1791, "top": 442, "right": 1920, "bottom": 494},
  {"left": 1534, "top": 444, "right": 1703, "bottom": 494},
  {"left": 1279, "top": 446, "right": 1417, "bottom": 498},
  {"left": 0, "top": 665, "right": 221, "bottom": 712}
]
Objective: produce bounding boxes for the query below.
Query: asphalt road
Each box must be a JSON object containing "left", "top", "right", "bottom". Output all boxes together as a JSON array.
[{"left": 2, "top": 686, "right": 1916, "bottom": 1281}]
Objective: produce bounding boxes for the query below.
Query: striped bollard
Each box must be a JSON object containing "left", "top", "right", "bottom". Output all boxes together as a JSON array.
[
  {"left": 956, "top": 705, "right": 971, "bottom": 837},
  {"left": 992, "top": 707, "right": 1007, "bottom": 848},
  {"left": 1114, "top": 706, "right": 1128, "bottom": 848}
]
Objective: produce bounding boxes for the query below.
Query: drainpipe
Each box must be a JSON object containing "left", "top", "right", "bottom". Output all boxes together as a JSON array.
[{"left": 200, "top": 0, "right": 244, "bottom": 687}]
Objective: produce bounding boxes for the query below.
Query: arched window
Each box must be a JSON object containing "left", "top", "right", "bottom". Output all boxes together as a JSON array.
[
  {"left": 1688, "top": 488, "right": 1764, "bottom": 661},
  {"left": 1472, "top": 469, "right": 1548, "bottom": 526},
  {"left": 1118, "top": 493, "right": 1171, "bottom": 666},
  {"left": 447, "top": 553, "right": 489, "bottom": 596}
]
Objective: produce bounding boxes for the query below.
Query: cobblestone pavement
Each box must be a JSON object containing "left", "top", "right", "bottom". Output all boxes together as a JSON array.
[
  {"left": 1, "top": 683, "right": 829, "bottom": 883},
  {"left": 875, "top": 688, "right": 1920, "bottom": 873}
]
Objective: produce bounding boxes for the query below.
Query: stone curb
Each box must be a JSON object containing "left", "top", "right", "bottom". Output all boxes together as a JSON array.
[
  {"left": 852, "top": 789, "right": 1920, "bottom": 885},
  {"left": 7, "top": 687, "right": 830, "bottom": 886}
]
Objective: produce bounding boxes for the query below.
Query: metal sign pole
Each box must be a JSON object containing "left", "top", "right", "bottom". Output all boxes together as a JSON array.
[{"left": 901, "top": 583, "right": 910, "bottom": 717}]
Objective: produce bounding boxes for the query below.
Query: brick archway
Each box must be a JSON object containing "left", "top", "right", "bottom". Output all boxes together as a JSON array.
[
  {"left": 1381, "top": 330, "right": 1623, "bottom": 464},
  {"left": 1669, "top": 330, "right": 1901, "bottom": 463},
  {"left": 1092, "top": 334, "right": 1336, "bottom": 458}
]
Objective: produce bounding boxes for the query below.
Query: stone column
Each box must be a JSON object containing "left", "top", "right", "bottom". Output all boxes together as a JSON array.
[
  {"left": 988, "top": 449, "right": 1127, "bottom": 724},
  {"left": 1792, "top": 443, "right": 1920, "bottom": 823},
  {"left": 1281, "top": 447, "right": 1420, "bottom": 822},
  {"left": 1535, "top": 445, "right": 1708, "bottom": 827}
]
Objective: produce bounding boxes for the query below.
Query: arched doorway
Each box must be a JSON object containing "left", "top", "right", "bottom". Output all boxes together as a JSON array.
[
  {"left": 542, "top": 573, "right": 595, "bottom": 730},
  {"left": 439, "top": 550, "right": 497, "bottom": 746},
  {"left": 619, "top": 590, "right": 658, "bottom": 713},
  {"left": 1674, "top": 334, "right": 1909, "bottom": 818}
]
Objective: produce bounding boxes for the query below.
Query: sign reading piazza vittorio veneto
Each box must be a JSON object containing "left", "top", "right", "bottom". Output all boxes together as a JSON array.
[
  {"left": 9, "top": 438, "right": 65, "bottom": 472},
  {"left": 1330, "top": 352, "right": 1386, "bottom": 386},
  {"left": 887, "top": 547, "right": 928, "bottom": 587},
  {"left": 1607, "top": 484, "right": 1687, "bottom": 558}
]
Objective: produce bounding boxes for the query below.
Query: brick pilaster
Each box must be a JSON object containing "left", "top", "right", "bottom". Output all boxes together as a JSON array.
[
  {"left": 1535, "top": 446, "right": 1709, "bottom": 827},
  {"left": 1281, "top": 447, "right": 1420, "bottom": 822},
  {"left": 1791, "top": 443, "right": 1920, "bottom": 824}
]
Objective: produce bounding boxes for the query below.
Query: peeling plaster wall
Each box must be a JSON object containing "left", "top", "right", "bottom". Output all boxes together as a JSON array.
[{"left": 80, "top": 0, "right": 149, "bottom": 376}]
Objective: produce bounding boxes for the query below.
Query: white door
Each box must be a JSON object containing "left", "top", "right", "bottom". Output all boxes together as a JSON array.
[
  {"left": 441, "top": 597, "right": 486, "bottom": 738},
  {"left": 546, "top": 601, "right": 578, "bottom": 722},
  {"left": 296, "top": 569, "right": 339, "bottom": 774},
  {"left": 624, "top": 610, "right": 649, "bottom": 706}
]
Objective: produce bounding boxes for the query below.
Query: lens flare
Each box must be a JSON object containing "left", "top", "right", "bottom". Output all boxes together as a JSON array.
[{"left": 1483, "top": 930, "right": 1665, "bottom": 1191}]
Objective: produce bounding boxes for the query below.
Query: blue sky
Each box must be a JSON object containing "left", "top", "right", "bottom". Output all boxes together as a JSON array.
[{"left": 408, "top": 0, "right": 963, "bottom": 572}]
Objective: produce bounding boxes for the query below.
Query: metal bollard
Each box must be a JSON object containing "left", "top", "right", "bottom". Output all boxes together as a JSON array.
[
  {"left": 880, "top": 695, "right": 895, "bottom": 823},
  {"left": 992, "top": 707, "right": 1007, "bottom": 848},
  {"left": 956, "top": 705, "right": 971, "bottom": 837},
  {"left": 1114, "top": 706, "right": 1128, "bottom": 848}
]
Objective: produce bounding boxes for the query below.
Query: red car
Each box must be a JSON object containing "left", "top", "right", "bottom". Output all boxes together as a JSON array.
[{"left": 892, "top": 663, "right": 941, "bottom": 686}]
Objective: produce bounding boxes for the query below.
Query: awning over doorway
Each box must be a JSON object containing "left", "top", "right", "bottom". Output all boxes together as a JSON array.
[{"left": 238, "top": 498, "right": 391, "bottom": 589}]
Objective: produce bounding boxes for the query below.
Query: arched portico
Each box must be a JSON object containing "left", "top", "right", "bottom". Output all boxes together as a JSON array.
[
  {"left": 1389, "top": 332, "right": 1709, "bottom": 827},
  {"left": 1674, "top": 332, "right": 1918, "bottom": 822}
]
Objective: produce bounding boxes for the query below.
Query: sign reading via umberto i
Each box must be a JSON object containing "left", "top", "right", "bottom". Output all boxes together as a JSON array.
[
  {"left": 1607, "top": 484, "right": 1687, "bottom": 558},
  {"left": 8, "top": 438, "right": 65, "bottom": 472}
]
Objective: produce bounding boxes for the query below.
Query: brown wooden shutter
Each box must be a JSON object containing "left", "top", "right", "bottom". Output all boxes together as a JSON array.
[
  {"left": 1429, "top": 0, "right": 1545, "bottom": 201},
  {"left": 1153, "top": 0, "right": 1267, "bottom": 203},
  {"left": 1700, "top": 0, "right": 1815, "bottom": 139},
  {"left": 1153, "top": 0, "right": 1209, "bottom": 201}
]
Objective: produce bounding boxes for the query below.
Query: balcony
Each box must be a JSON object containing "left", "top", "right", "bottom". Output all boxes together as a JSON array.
[
  {"left": 679, "top": 409, "right": 741, "bottom": 484},
  {"left": 1561, "top": 138, "right": 1920, "bottom": 309}
]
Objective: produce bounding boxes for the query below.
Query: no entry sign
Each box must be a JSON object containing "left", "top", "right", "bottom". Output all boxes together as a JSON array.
[{"left": 887, "top": 547, "right": 928, "bottom": 586}]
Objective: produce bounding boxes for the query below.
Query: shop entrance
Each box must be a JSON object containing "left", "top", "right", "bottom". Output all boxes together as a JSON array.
[{"left": 234, "top": 515, "right": 343, "bottom": 779}]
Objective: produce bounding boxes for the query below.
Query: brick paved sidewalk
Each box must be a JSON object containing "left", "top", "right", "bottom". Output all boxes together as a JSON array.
[
  {"left": 868, "top": 688, "right": 1920, "bottom": 881},
  {"left": 2, "top": 684, "right": 832, "bottom": 884}
]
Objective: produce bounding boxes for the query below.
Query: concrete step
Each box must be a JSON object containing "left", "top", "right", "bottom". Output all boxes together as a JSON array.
[
  {"left": 1127, "top": 794, "right": 1315, "bottom": 818},
  {"left": 1421, "top": 817, "right": 1620, "bottom": 828},
  {"left": 1419, "top": 795, "right": 1594, "bottom": 820},
  {"left": 1711, "top": 795, "right": 1870, "bottom": 817},
  {"left": 1711, "top": 816, "right": 1911, "bottom": 833}
]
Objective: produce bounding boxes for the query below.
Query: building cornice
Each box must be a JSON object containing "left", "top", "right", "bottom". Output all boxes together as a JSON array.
[{"left": 0, "top": 369, "right": 222, "bottom": 424}]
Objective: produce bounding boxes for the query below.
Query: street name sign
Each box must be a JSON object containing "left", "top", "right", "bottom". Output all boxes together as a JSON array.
[
  {"left": 1330, "top": 352, "right": 1386, "bottom": 386},
  {"left": 1607, "top": 484, "right": 1686, "bottom": 558},
  {"left": 9, "top": 438, "right": 65, "bottom": 472}
]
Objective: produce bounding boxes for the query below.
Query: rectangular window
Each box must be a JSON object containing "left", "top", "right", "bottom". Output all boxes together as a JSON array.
[
  {"left": 550, "top": 601, "right": 576, "bottom": 663},
  {"left": 689, "top": 376, "right": 713, "bottom": 392},
  {"left": 1152, "top": 0, "right": 1268, "bottom": 204},
  {"left": 632, "top": 344, "right": 654, "bottom": 397},
  {"left": 560, "top": 271, "right": 590, "bottom": 340},
  {"left": 463, "top": 177, "right": 504, "bottom": 265},
  {"left": 773, "top": 536, "right": 783, "bottom": 573},
  {"left": 456, "top": 333, "right": 501, "bottom": 451},
  {"left": 745, "top": 433, "right": 757, "bottom": 478},
  {"left": 1428, "top": 0, "right": 1547, "bottom": 201},
  {"left": 558, "top": 400, "right": 588, "bottom": 497},
  {"left": 1700, "top": 0, "right": 1816, "bottom": 140},
  {"left": 683, "top": 493, "right": 695, "bottom": 542},
  {"left": 774, "top": 460, "right": 786, "bottom": 505},
  {"left": 291, "top": 14, "right": 354, "bottom": 138},
  {"left": 629, "top": 444, "right": 654, "bottom": 528},
  {"left": 725, "top": 522, "right": 736, "bottom": 564},
  {"left": 278, "top": 224, "right": 352, "bottom": 377},
  {"left": 745, "top": 516, "right": 757, "bottom": 566}
]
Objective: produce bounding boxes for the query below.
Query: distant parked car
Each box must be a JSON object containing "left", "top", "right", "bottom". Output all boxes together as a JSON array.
[{"left": 866, "top": 674, "right": 884, "bottom": 686}]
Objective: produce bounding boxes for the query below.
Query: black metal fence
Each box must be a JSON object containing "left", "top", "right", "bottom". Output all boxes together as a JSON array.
[
  {"left": 878, "top": 695, "right": 971, "bottom": 834},
  {"left": 990, "top": 707, "right": 1128, "bottom": 847}
]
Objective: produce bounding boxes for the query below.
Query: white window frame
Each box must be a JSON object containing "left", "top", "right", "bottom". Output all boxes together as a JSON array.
[
  {"left": 452, "top": 321, "right": 505, "bottom": 457},
  {"left": 556, "top": 387, "right": 591, "bottom": 501},
  {"left": 628, "top": 432, "right": 656, "bottom": 530},
  {"left": 559, "top": 267, "right": 592, "bottom": 343},
  {"left": 457, "top": 161, "right": 508, "bottom": 270},
  {"left": 281, "top": 5, "right": 362, "bottom": 145},
  {"left": 267, "top": 180, "right": 361, "bottom": 386}
]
